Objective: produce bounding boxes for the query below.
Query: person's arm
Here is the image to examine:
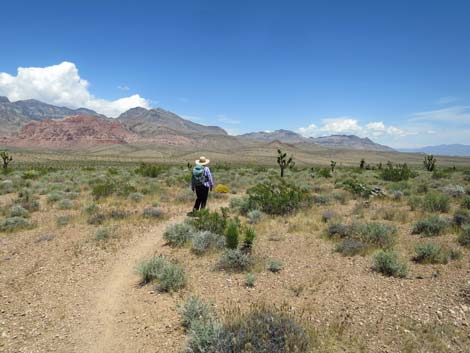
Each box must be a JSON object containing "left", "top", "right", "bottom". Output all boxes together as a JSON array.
[{"left": 205, "top": 167, "right": 214, "bottom": 191}]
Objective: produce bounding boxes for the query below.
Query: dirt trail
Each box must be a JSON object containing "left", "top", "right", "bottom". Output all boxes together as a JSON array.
[{"left": 74, "top": 214, "right": 186, "bottom": 353}]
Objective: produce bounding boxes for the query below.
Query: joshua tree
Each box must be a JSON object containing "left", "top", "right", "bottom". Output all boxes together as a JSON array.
[
  {"left": 277, "top": 149, "right": 295, "bottom": 177},
  {"left": 0, "top": 150, "right": 13, "bottom": 171},
  {"left": 423, "top": 154, "right": 437, "bottom": 172},
  {"left": 360, "top": 158, "right": 366, "bottom": 169},
  {"left": 330, "top": 160, "right": 337, "bottom": 173}
]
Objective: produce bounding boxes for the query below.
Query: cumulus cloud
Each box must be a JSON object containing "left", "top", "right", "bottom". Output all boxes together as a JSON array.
[
  {"left": 298, "top": 117, "right": 408, "bottom": 138},
  {"left": 0, "top": 62, "right": 150, "bottom": 117}
]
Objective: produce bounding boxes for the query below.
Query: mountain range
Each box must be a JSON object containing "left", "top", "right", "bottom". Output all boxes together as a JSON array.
[
  {"left": 0, "top": 96, "right": 399, "bottom": 152},
  {"left": 399, "top": 144, "right": 470, "bottom": 157}
]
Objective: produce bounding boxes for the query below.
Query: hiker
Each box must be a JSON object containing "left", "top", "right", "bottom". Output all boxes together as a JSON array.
[{"left": 190, "top": 156, "right": 214, "bottom": 213}]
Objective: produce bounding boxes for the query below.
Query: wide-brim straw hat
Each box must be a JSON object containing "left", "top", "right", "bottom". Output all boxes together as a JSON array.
[{"left": 195, "top": 156, "right": 210, "bottom": 165}]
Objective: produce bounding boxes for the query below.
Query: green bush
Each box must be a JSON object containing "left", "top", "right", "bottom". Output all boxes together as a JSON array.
[
  {"left": 327, "top": 222, "right": 352, "bottom": 238},
  {"left": 317, "top": 168, "right": 332, "bottom": 178},
  {"left": 129, "top": 192, "right": 144, "bottom": 202},
  {"left": 335, "top": 239, "right": 368, "bottom": 256},
  {"left": 224, "top": 221, "right": 239, "bottom": 249},
  {"left": 95, "top": 227, "right": 112, "bottom": 241},
  {"left": 143, "top": 207, "right": 164, "bottom": 219},
  {"left": 189, "top": 209, "right": 227, "bottom": 236},
  {"left": 380, "top": 162, "right": 416, "bottom": 182},
  {"left": 413, "top": 243, "right": 449, "bottom": 264},
  {"left": 453, "top": 209, "right": 470, "bottom": 226},
  {"left": 356, "top": 222, "right": 397, "bottom": 249},
  {"left": 247, "top": 178, "right": 311, "bottom": 215},
  {"left": 422, "top": 193, "right": 450, "bottom": 213},
  {"left": 47, "top": 191, "right": 65, "bottom": 202},
  {"left": 407, "top": 196, "right": 422, "bottom": 211},
  {"left": 241, "top": 227, "right": 256, "bottom": 252},
  {"left": 91, "top": 180, "right": 115, "bottom": 199},
  {"left": 56, "top": 215, "right": 70, "bottom": 226},
  {"left": 461, "top": 196, "right": 470, "bottom": 210},
  {"left": 229, "top": 196, "right": 251, "bottom": 215},
  {"left": 245, "top": 273, "right": 256, "bottom": 287},
  {"left": 267, "top": 259, "right": 283, "bottom": 273},
  {"left": 0, "top": 216, "right": 34, "bottom": 232},
  {"left": 372, "top": 250, "right": 408, "bottom": 278},
  {"left": 458, "top": 225, "right": 470, "bottom": 247},
  {"left": 218, "top": 249, "right": 252, "bottom": 272},
  {"left": 163, "top": 222, "right": 195, "bottom": 246},
  {"left": 137, "top": 256, "right": 186, "bottom": 292},
  {"left": 135, "top": 163, "right": 165, "bottom": 178},
  {"left": 412, "top": 216, "right": 449, "bottom": 237},
  {"left": 247, "top": 209, "right": 262, "bottom": 224}
]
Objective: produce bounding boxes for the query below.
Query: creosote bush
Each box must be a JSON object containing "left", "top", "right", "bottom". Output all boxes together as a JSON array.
[
  {"left": 189, "top": 209, "right": 227, "bottom": 236},
  {"left": 137, "top": 256, "right": 186, "bottom": 292},
  {"left": 412, "top": 216, "right": 449, "bottom": 237},
  {"left": 372, "top": 250, "right": 408, "bottom": 278}
]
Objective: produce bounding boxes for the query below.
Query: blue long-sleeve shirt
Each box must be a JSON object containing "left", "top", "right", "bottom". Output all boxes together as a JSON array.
[{"left": 191, "top": 166, "right": 214, "bottom": 190}]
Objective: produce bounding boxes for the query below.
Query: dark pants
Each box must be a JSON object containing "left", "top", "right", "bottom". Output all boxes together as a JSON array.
[{"left": 193, "top": 185, "right": 209, "bottom": 211}]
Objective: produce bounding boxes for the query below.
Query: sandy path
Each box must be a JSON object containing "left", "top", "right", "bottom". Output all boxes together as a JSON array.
[{"left": 74, "top": 214, "right": 186, "bottom": 353}]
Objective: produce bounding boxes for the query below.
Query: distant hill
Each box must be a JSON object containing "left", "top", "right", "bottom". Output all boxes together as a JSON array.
[
  {"left": 399, "top": 144, "right": 470, "bottom": 157},
  {"left": 118, "top": 107, "right": 227, "bottom": 137},
  {"left": 0, "top": 96, "right": 102, "bottom": 135},
  {"left": 310, "top": 135, "right": 395, "bottom": 152},
  {"left": 239, "top": 130, "right": 393, "bottom": 151}
]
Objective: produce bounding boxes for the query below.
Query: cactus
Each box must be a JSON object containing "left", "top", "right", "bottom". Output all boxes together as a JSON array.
[
  {"left": 0, "top": 151, "right": 13, "bottom": 171},
  {"left": 277, "top": 149, "right": 295, "bottom": 178},
  {"left": 423, "top": 155, "right": 436, "bottom": 172}
]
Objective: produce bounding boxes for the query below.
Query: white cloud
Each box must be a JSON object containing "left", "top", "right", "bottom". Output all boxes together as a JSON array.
[
  {"left": 298, "top": 118, "right": 408, "bottom": 138},
  {"left": 410, "top": 106, "right": 470, "bottom": 123},
  {"left": 0, "top": 62, "right": 150, "bottom": 117}
]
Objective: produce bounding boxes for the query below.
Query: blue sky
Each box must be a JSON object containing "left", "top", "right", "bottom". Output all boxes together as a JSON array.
[{"left": 1, "top": 0, "right": 469, "bottom": 148}]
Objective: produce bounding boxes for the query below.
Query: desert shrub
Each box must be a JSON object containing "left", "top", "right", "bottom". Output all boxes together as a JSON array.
[
  {"left": 392, "top": 191, "right": 404, "bottom": 201},
  {"left": 56, "top": 215, "right": 70, "bottom": 226},
  {"left": 372, "top": 250, "right": 408, "bottom": 278},
  {"left": 143, "top": 207, "right": 163, "bottom": 219},
  {"left": 215, "top": 305, "right": 311, "bottom": 353},
  {"left": 95, "top": 227, "right": 113, "bottom": 241},
  {"left": 356, "top": 222, "right": 398, "bottom": 249},
  {"left": 224, "top": 221, "right": 239, "bottom": 249},
  {"left": 179, "top": 297, "right": 215, "bottom": 329},
  {"left": 9, "top": 205, "right": 30, "bottom": 218},
  {"left": 84, "top": 203, "right": 99, "bottom": 215},
  {"left": 229, "top": 196, "right": 252, "bottom": 215},
  {"left": 191, "top": 231, "right": 224, "bottom": 254},
  {"left": 416, "top": 182, "right": 429, "bottom": 194},
  {"left": 407, "top": 195, "right": 422, "bottom": 211},
  {"left": 412, "top": 216, "right": 449, "bottom": 237},
  {"left": 458, "top": 225, "right": 470, "bottom": 247},
  {"left": 15, "top": 189, "right": 40, "bottom": 212},
  {"left": 247, "top": 178, "right": 311, "bottom": 215},
  {"left": 422, "top": 193, "right": 450, "bottom": 213},
  {"left": 91, "top": 180, "right": 115, "bottom": 199},
  {"left": 0, "top": 217, "right": 34, "bottom": 232},
  {"left": 247, "top": 209, "right": 262, "bottom": 224},
  {"left": 335, "top": 238, "right": 368, "bottom": 256},
  {"left": 245, "top": 273, "right": 256, "bottom": 287},
  {"left": 189, "top": 209, "right": 227, "bottom": 236},
  {"left": 135, "top": 163, "right": 165, "bottom": 178},
  {"left": 317, "top": 168, "right": 332, "bottom": 178},
  {"left": 267, "top": 259, "right": 283, "bottom": 273},
  {"left": 376, "top": 207, "right": 408, "bottom": 223},
  {"left": 413, "top": 243, "right": 449, "bottom": 264},
  {"left": 57, "top": 199, "right": 75, "bottom": 210},
  {"left": 137, "top": 255, "right": 186, "bottom": 292},
  {"left": 129, "top": 192, "right": 144, "bottom": 202},
  {"left": 432, "top": 169, "right": 447, "bottom": 179},
  {"left": 321, "top": 210, "right": 336, "bottom": 223},
  {"left": 380, "top": 162, "right": 416, "bottom": 182},
  {"left": 109, "top": 208, "right": 130, "bottom": 219},
  {"left": 21, "top": 169, "right": 41, "bottom": 180},
  {"left": 47, "top": 191, "right": 65, "bottom": 203},
  {"left": 339, "top": 178, "right": 374, "bottom": 198},
  {"left": 241, "top": 227, "right": 256, "bottom": 252},
  {"left": 66, "top": 191, "right": 80, "bottom": 200},
  {"left": 0, "top": 180, "right": 14, "bottom": 194},
  {"left": 87, "top": 212, "right": 107, "bottom": 225},
  {"left": 461, "top": 196, "right": 470, "bottom": 209},
  {"left": 163, "top": 222, "right": 195, "bottom": 246},
  {"left": 453, "top": 209, "right": 470, "bottom": 226},
  {"left": 214, "top": 184, "right": 230, "bottom": 193},
  {"left": 313, "top": 194, "right": 330, "bottom": 205},
  {"left": 218, "top": 249, "right": 252, "bottom": 272},
  {"left": 327, "top": 222, "right": 351, "bottom": 238},
  {"left": 186, "top": 318, "right": 223, "bottom": 353},
  {"left": 443, "top": 185, "right": 466, "bottom": 198}
]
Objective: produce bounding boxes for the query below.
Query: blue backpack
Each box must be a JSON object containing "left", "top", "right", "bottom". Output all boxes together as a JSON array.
[{"left": 192, "top": 165, "right": 206, "bottom": 187}]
